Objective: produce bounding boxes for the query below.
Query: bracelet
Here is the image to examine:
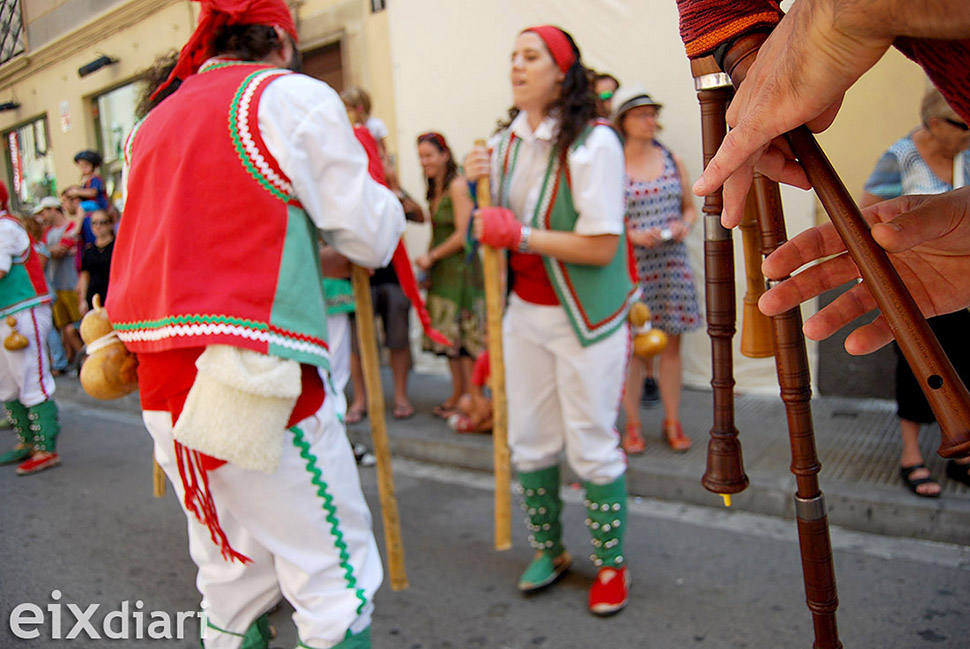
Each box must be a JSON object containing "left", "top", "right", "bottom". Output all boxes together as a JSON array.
[{"left": 517, "top": 225, "right": 532, "bottom": 253}]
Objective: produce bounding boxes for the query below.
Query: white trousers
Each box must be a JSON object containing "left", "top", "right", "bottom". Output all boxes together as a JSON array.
[
  {"left": 0, "top": 305, "right": 55, "bottom": 406},
  {"left": 503, "top": 294, "right": 628, "bottom": 484},
  {"left": 144, "top": 384, "right": 382, "bottom": 649},
  {"left": 325, "top": 313, "right": 351, "bottom": 420}
]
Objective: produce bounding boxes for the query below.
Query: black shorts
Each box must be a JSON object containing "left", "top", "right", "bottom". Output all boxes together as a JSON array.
[{"left": 351, "top": 282, "right": 411, "bottom": 352}]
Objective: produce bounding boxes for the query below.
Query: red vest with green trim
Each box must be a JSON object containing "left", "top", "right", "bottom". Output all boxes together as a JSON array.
[
  {"left": 496, "top": 122, "right": 637, "bottom": 346},
  {"left": 0, "top": 214, "right": 51, "bottom": 318},
  {"left": 108, "top": 62, "right": 330, "bottom": 369}
]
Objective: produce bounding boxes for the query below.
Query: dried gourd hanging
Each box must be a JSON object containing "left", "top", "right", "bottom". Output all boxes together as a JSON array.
[{"left": 3, "top": 316, "right": 28, "bottom": 351}]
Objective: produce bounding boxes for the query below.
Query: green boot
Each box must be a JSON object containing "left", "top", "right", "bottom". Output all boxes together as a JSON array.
[
  {"left": 16, "top": 400, "right": 61, "bottom": 475},
  {"left": 26, "top": 400, "right": 59, "bottom": 453},
  {"left": 584, "top": 475, "right": 630, "bottom": 615},
  {"left": 239, "top": 614, "right": 272, "bottom": 649},
  {"left": 331, "top": 627, "right": 371, "bottom": 648},
  {"left": 517, "top": 465, "right": 571, "bottom": 592},
  {"left": 0, "top": 400, "right": 32, "bottom": 465}
]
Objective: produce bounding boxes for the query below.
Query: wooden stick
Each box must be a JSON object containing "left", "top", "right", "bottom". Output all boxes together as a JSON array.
[
  {"left": 351, "top": 265, "right": 408, "bottom": 589},
  {"left": 476, "top": 139, "right": 512, "bottom": 551},
  {"left": 152, "top": 458, "right": 166, "bottom": 498}
]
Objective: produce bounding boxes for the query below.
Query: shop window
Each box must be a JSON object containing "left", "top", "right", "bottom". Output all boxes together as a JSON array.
[
  {"left": 4, "top": 116, "right": 56, "bottom": 211},
  {"left": 0, "top": 0, "right": 25, "bottom": 65},
  {"left": 93, "top": 81, "right": 140, "bottom": 208}
]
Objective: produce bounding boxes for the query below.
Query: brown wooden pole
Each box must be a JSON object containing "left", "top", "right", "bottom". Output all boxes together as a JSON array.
[
  {"left": 475, "top": 138, "right": 512, "bottom": 551},
  {"left": 693, "top": 57, "right": 749, "bottom": 503},
  {"left": 753, "top": 173, "right": 841, "bottom": 649},
  {"left": 153, "top": 458, "right": 166, "bottom": 498},
  {"left": 351, "top": 265, "right": 409, "bottom": 589},
  {"left": 722, "top": 34, "right": 970, "bottom": 459}
]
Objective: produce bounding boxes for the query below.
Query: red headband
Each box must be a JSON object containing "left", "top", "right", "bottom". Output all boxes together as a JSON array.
[
  {"left": 418, "top": 132, "right": 448, "bottom": 152},
  {"left": 523, "top": 25, "right": 576, "bottom": 74},
  {"left": 150, "top": 0, "right": 298, "bottom": 102}
]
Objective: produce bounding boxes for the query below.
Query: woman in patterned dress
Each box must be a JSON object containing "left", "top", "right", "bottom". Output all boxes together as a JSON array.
[
  {"left": 414, "top": 132, "right": 486, "bottom": 418},
  {"left": 613, "top": 85, "right": 701, "bottom": 455},
  {"left": 861, "top": 87, "right": 970, "bottom": 497}
]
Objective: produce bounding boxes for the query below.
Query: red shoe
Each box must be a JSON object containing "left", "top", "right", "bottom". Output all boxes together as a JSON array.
[
  {"left": 16, "top": 452, "right": 60, "bottom": 476},
  {"left": 663, "top": 420, "right": 692, "bottom": 452},
  {"left": 588, "top": 566, "right": 629, "bottom": 616},
  {"left": 621, "top": 422, "right": 646, "bottom": 455}
]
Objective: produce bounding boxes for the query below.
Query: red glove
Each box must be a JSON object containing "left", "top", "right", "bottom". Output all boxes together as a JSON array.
[{"left": 478, "top": 207, "right": 524, "bottom": 250}]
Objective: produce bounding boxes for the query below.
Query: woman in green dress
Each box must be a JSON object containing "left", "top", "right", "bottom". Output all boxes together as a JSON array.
[{"left": 414, "top": 132, "right": 486, "bottom": 418}]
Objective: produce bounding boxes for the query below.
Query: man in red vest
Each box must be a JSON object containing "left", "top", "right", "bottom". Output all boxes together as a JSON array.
[
  {"left": 1, "top": 181, "right": 61, "bottom": 476},
  {"left": 107, "top": 1, "right": 405, "bottom": 647}
]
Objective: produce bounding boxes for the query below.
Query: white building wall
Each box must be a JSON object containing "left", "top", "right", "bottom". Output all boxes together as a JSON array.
[{"left": 386, "top": 0, "right": 817, "bottom": 393}]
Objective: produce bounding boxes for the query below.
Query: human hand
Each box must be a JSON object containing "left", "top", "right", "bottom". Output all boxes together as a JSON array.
[
  {"left": 319, "top": 247, "right": 353, "bottom": 278},
  {"left": 415, "top": 254, "right": 433, "bottom": 271},
  {"left": 759, "top": 188, "right": 970, "bottom": 354},
  {"left": 670, "top": 221, "right": 691, "bottom": 242},
  {"left": 463, "top": 145, "right": 490, "bottom": 183},
  {"left": 473, "top": 207, "right": 522, "bottom": 250},
  {"left": 692, "top": 0, "right": 893, "bottom": 228},
  {"left": 629, "top": 228, "right": 663, "bottom": 248}
]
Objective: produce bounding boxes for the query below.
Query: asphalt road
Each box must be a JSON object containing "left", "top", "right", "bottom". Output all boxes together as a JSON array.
[{"left": 1, "top": 401, "right": 968, "bottom": 648}]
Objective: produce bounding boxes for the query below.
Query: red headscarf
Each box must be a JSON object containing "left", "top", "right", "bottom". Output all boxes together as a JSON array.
[
  {"left": 151, "top": 0, "right": 298, "bottom": 101},
  {"left": 523, "top": 26, "right": 577, "bottom": 74}
]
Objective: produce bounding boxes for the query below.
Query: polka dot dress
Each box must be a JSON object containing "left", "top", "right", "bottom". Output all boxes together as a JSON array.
[{"left": 625, "top": 145, "right": 701, "bottom": 335}]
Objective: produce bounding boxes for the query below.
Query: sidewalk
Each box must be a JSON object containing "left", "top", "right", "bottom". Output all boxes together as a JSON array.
[{"left": 51, "top": 370, "right": 970, "bottom": 546}]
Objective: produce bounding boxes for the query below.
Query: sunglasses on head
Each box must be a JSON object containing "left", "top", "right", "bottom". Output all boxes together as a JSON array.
[
  {"left": 418, "top": 132, "right": 447, "bottom": 150},
  {"left": 944, "top": 117, "right": 969, "bottom": 131}
]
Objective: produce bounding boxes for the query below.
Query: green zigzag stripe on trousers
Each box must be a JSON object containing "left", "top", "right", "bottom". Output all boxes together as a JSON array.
[{"left": 290, "top": 426, "right": 368, "bottom": 615}]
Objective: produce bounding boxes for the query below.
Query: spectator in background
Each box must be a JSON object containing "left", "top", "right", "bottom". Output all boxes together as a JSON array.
[
  {"left": 613, "top": 84, "right": 700, "bottom": 455},
  {"left": 37, "top": 196, "right": 84, "bottom": 368},
  {"left": 415, "top": 131, "right": 485, "bottom": 420},
  {"left": 860, "top": 88, "right": 970, "bottom": 497},
  {"left": 340, "top": 87, "right": 419, "bottom": 423},
  {"left": 67, "top": 150, "right": 110, "bottom": 214},
  {"left": 76, "top": 209, "right": 115, "bottom": 315},
  {"left": 29, "top": 201, "right": 67, "bottom": 375},
  {"left": 343, "top": 86, "right": 389, "bottom": 164},
  {"left": 592, "top": 72, "right": 619, "bottom": 119}
]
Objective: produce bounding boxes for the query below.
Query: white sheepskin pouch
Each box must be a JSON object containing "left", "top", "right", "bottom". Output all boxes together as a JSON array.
[{"left": 172, "top": 345, "right": 301, "bottom": 474}]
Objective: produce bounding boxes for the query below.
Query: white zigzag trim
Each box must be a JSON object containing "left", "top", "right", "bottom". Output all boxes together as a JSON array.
[
  {"left": 117, "top": 323, "right": 328, "bottom": 360},
  {"left": 237, "top": 70, "right": 294, "bottom": 196}
]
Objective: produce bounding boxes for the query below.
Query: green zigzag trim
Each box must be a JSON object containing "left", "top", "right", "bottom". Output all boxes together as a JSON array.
[
  {"left": 112, "top": 313, "right": 270, "bottom": 332},
  {"left": 229, "top": 70, "right": 291, "bottom": 203},
  {"left": 291, "top": 425, "right": 368, "bottom": 615}
]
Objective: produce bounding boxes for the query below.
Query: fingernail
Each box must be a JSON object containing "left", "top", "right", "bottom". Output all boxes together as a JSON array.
[{"left": 881, "top": 222, "right": 902, "bottom": 232}]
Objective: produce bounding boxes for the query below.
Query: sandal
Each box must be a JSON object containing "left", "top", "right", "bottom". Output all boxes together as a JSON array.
[
  {"left": 432, "top": 402, "right": 458, "bottom": 419},
  {"left": 900, "top": 464, "right": 941, "bottom": 498},
  {"left": 663, "top": 420, "right": 692, "bottom": 452},
  {"left": 345, "top": 406, "right": 367, "bottom": 425},
  {"left": 621, "top": 422, "right": 646, "bottom": 455},
  {"left": 945, "top": 460, "right": 970, "bottom": 488},
  {"left": 392, "top": 403, "right": 415, "bottom": 420}
]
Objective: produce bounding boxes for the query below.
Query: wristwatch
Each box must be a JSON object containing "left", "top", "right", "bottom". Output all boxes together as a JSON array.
[{"left": 518, "top": 225, "right": 532, "bottom": 253}]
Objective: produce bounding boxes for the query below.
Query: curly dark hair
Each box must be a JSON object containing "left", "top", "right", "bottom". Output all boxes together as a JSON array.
[
  {"left": 417, "top": 132, "right": 458, "bottom": 204},
  {"left": 135, "top": 50, "right": 180, "bottom": 119},
  {"left": 497, "top": 28, "right": 596, "bottom": 156},
  {"left": 210, "top": 23, "right": 302, "bottom": 72}
]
